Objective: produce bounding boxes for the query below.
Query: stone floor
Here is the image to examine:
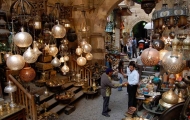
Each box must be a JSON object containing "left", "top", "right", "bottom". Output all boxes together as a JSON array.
[{"left": 60, "top": 79, "right": 129, "bottom": 120}]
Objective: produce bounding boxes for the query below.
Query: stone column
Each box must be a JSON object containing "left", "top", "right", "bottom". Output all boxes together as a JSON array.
[{"left": 89, "top": 33, "right": 106, "bottom": 66}]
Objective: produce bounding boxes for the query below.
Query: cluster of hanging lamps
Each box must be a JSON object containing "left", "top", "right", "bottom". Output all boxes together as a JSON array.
[{"left": 76, "top": 38, "right": 93, "bottom": 66}]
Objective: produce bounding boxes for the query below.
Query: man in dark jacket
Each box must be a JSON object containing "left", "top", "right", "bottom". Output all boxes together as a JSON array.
[{"left": 101, "top": 68, "right": 122, "bottom": 117}]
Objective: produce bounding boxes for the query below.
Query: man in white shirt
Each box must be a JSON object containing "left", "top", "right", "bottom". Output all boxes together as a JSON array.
[{"left": 125, "top": 62, "right": 139, "bottom": 110}]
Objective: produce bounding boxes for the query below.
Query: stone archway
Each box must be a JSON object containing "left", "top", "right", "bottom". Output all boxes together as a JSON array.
[{"left": 128, "top": 16, "right": 151, "bottom": 33}]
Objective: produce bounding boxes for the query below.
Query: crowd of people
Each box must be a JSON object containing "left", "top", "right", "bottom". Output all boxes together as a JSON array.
[{"left": 121, "top": 37, "right": 150, "bottom": 59}]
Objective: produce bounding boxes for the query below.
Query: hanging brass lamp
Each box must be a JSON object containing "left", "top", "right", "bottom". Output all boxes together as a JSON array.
[{"left": 141, "top": 0, "right": 156, "bottom": 14}]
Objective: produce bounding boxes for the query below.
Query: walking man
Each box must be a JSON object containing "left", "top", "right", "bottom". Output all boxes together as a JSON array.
[{"left": 132, "top": 38, "right": 137, "bottom": 58}]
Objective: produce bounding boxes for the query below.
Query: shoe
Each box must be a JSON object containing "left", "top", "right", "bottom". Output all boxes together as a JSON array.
[
  {"left": 118, "top": 89, "right": 123, "bottom": 91},
  {"left": 102, "top": 113, "right": 110, "bottom": 117},
  {"left": 107, "top": 108, "right": 111, "bottom": 112}
]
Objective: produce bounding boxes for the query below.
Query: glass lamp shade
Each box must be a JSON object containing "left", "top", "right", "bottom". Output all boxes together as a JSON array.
[
  {"left": 33, "top": 41, "right": 42, "bottom": 57},
  {"left": 52, "top": 21, "right": 66, "bottom": 38},
  {"left": 159, "top": 49, "right": 168, "bottom": 61},
  {"left": 23, "top": 47, "right": 38, "bottom": 63},
  {"left": 64, "top": 55, "right": 69, "bottom": 61},
  {"left": 48, "top": 44, "right": 58, "bottom": 57},
  {"left": 152, "top": 39, "right": 165, "bottom": 51},
  {"left": 76, "top": 46, "right": 83, "bottom": 55},
  {"left": 80, "top": 40, "right": 87, "bottom": 46},
  {"left": 63, "top": 39, "right": 69, "bottom": 45},
  {"left": 19, "top": 67, "right": 36, "bottom": 82},
  {"left": 34, "top": 14, "right": 42, "bottom": 29},
  {"left": 51, "top": 57, "right": 61, "bottom": 67},
  {"left": 86, "top": 53, "right": 93, "bottom": 60},
  {"left": 6, "top": 54, "right": 25, "bottom": 70},
  {"left": 77, "top": 56, "right": 86, "bottom": 66},
  {"left": 162, "top": 51, "right": 186, "bottom": 74},
  {"left": 4, "top": 52, "right": 12, "bottom": 61},
  {"left": 61, "top": 64, "right": 69, "bottom": 73},
  {"left": 34, "top": 21, "right": 41, "bottom": 29},
  {"left": 82, "top": 43, "right": 92, "bottom": 53},
  {"left": 14, "top": 28, "right": 33, "bottom": 47},
  {"left": 141, "top": 47, "right": 160, "bottom": 66},
  {"left": 59, "top": 56, "right": 65, "bottom": 63},
  {"left": 4, "top": 81, "right": 17, "bottom": 93},
  {"left": 59, "top": 43, "right": 68, "bottom": 52}
]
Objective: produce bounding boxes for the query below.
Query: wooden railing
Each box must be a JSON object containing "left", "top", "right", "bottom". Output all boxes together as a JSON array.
[
  {"left": 8, "top": 75, "right": 37, "bottom": 120},
  {"left": 70, "top": 57, "right": 92, "bottom": 86}
]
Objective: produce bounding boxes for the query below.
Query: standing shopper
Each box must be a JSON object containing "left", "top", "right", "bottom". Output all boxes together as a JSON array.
[
  {"left": 126, "top": 62, "right": 139, "bottom": 109},
  {"left": 101, "top": 68, "right": 122, "bottom": 117},
  {"left": 132, "top": 38, "right": 137, "bottom": 58},
  {"left": 118, "top": 60, "right": 126, "bottom": 91}
]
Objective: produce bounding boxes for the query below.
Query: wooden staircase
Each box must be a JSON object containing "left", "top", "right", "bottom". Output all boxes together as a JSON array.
[
  {"left": 38, "top": 82, "right": 84, "bottom": 115},
  {"left": 6, "top": 56, "right": 92, "bottom": 119}
]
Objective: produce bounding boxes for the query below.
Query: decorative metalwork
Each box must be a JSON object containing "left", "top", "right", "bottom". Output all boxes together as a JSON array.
[
  {"left": 31, "top": 0, "right": 48, "bottom": 16},
  {"left": 152, "top": 1, "right": 189, "bottom": 29},
  {"left": 162, "top": 51, "right": 186, "bottom": 74},
  {"left": 10, "top": 0, "right": 34, "bottom": 17},
  {"left": 141, "top": 0, "right": 156, "bottom": 14},
  {"left": 60, "top": 5, "right": 73, "bottom": 19}
]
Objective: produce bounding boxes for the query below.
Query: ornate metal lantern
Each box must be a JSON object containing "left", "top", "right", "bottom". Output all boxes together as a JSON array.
[
  {"left": 141, "top": 46, "right": 160, "bottom": 66},
  {"left": 141, "top": 0, "right": 156, "bottom": 14},
  {"left": 162, "top": 51, "right": 185, "bottom": 74}
]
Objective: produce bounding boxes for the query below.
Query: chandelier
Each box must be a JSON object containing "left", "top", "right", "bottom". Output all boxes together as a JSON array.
[{"left": 152, "top": 0, "right": 189, "bottom": 31}]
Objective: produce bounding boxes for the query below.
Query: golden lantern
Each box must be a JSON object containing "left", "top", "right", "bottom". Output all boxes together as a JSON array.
[
  {"left": 34, "top": 14, "right": 42, "bottom": 29},
  {"left": 51, "top": 57, "right": 61, "bottom": 67},
  {"left": 82, "top": 43, "right": 92, "bottom": 53},
  {"left": 63, "top": 39, "right": 69, "bottom": 45},
  {"left": 152, "top": 39, "right": 165, "bottom": 51},
  {"left": 77, "top": 56, "right": 86, "bottom": 66},
  {"left": 33, "top": 41, "right": 42, "bottom": 57},
  {"left": 86, "top": 53, "right": 93, "bottom": 60},
  {"left": 23, "top": 47, "right": 37, "bottom": 63},
  {"left": 48, "top": 44, "right": 58, "bottom": 57},
  {"left": 4, "top": 52, "right": 12, "bottom": 61},
  {"left": 51, "top": 20, "right": 66, "bottom": 38},
  {"left": 6, "top": 54, "right": 25, "bottom": 70},
  {"left": 14, "top": 28, "right": 33, "bottom": 48},
  {"left": 141, "top": 46, "right": 160, "bottom": 66},
  {"left": 59, "top": 56, "right": 65, "bottom": 63},
  {"left": 64, "top": 55, "right": 69, "bottom": 62},
  {"left": 159, "top": 89, "right": 178, "bottom": 108},
  {"left": 80, "top": 40, "right": 87, "bottom": 46},
  {"left": 61, "top": 63, "right": 69, "bottom": 73},
  {"left": 162, "top": 51, "right": 185, "bottom": 74},
  {"left": 159, "top": 49, "right": 168, "bottom": 61},
  {"left": 76, "top": 46, "right": 83, "bottom": 55}
]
